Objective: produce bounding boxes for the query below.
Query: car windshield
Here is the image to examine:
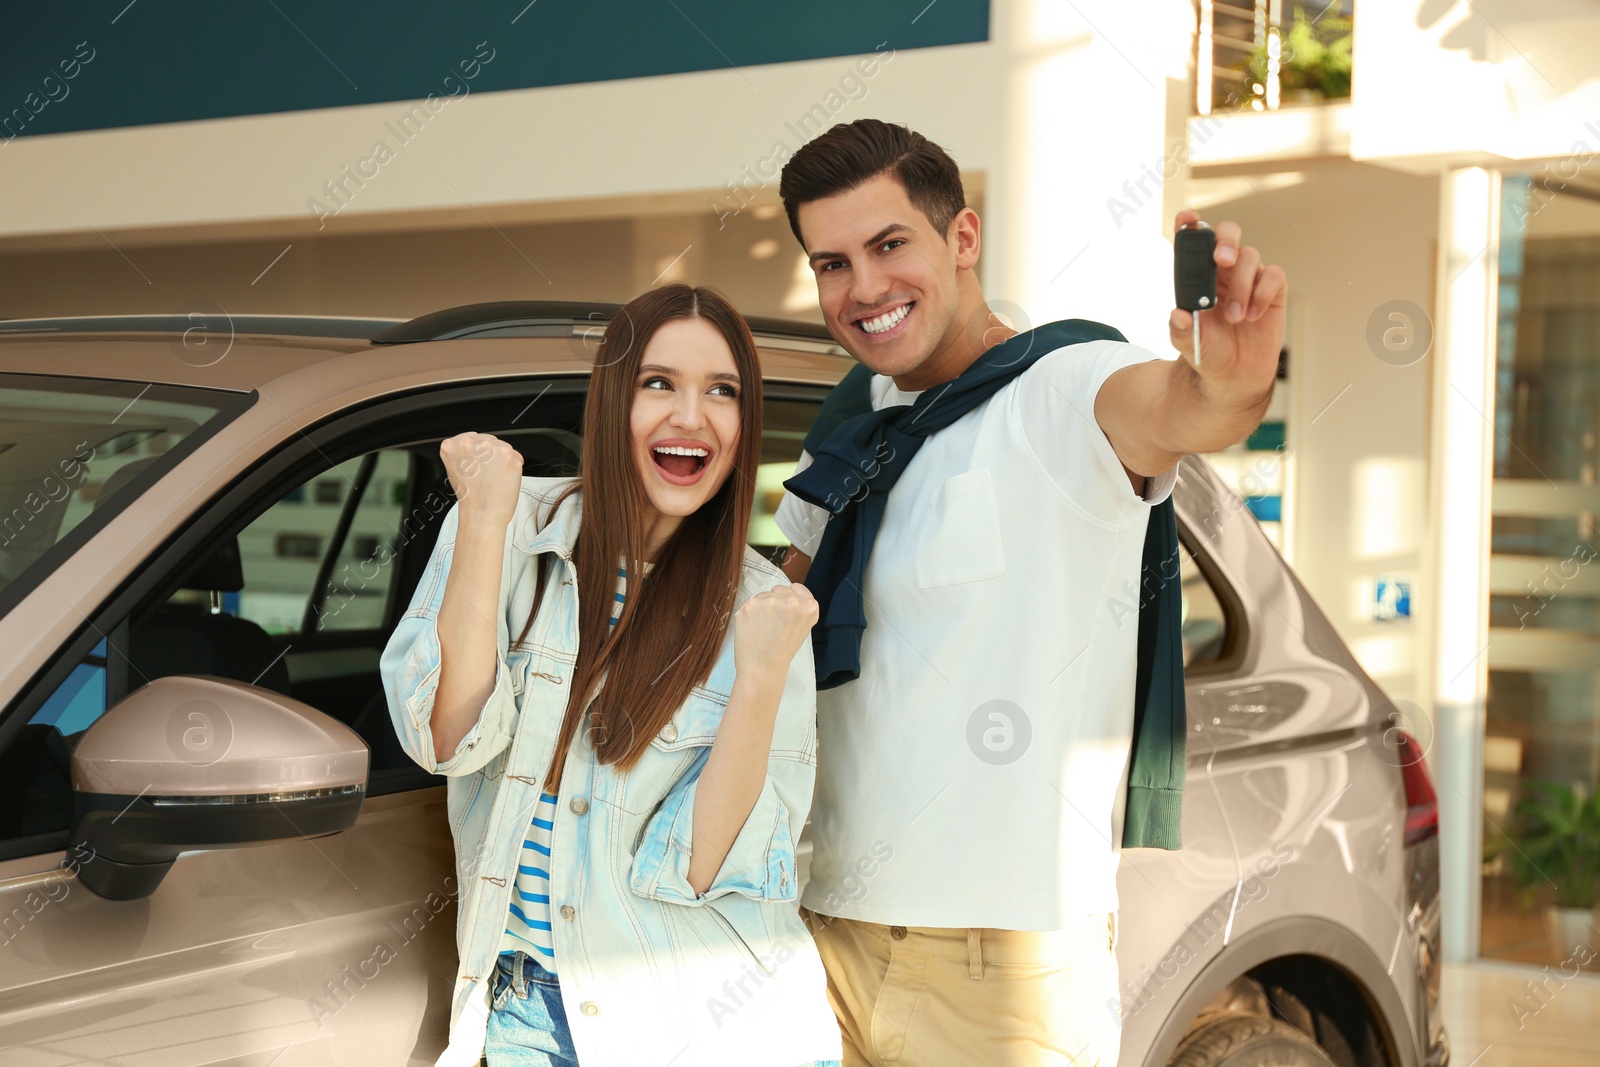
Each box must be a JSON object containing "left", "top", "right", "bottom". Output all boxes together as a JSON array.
[{"left": 0, "top": 373, "right": 250, "bottom": 607}]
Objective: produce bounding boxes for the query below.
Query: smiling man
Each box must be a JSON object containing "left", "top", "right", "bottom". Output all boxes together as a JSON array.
[{"left": 772, "top": 119, "right": 1286, "bottom": 1065}]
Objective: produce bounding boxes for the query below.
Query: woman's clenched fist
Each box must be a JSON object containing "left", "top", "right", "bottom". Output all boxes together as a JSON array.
[
  {"left": 732, "top": 583, "right": 819, "bottom": 684},
  {"left": 441, "top": 432, "right": 523, "bottom": 528}
]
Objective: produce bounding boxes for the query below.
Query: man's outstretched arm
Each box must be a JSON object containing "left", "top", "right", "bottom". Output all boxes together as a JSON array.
[{"left": 1096, "top": 209, "right": 1287, "bottom": 481}]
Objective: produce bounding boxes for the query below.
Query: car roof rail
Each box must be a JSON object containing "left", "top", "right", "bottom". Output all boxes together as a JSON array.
[
  {"left": 0, "top": 314, "right": 403, "bottom": 340},
  {"left": 369, "top": 300, "right": 845, "bottom": 354}
]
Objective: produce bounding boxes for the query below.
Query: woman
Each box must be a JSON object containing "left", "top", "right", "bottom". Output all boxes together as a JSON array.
[{"left": 379, "top": 284, "right": 844, "bottom": 1067}]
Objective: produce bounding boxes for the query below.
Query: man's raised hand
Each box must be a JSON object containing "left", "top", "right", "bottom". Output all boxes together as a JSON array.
[{"left": 1167, "top": 208, "right": 1287, "bottom": 386}]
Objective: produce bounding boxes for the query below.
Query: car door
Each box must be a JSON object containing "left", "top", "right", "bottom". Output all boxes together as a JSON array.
[
  {"left": 0, "top": 469, "right": 458, "bottom": 1067},
  {"left": 0, "top": 379, "right": 596, "bottom": 1067},
  {"left": 0, "top": 365, "right": 825, "bottom": 1066},
  {"left": 1112, "top": 495, "right": 1253, "bottom": 1044}
]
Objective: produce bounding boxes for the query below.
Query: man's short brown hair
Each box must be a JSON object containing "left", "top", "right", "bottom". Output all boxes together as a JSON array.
[{"left": 778, "top": 118, "right": 967, "bottom": 248}]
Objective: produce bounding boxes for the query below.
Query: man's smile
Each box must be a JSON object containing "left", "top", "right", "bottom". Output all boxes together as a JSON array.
[{"left": 853, "top": 300, "right": 915, "bottom": 339}]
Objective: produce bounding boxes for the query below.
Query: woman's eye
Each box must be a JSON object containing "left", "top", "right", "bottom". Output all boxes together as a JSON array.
[
  {"left": 711, "top": 383, "right": 739, "bottom": 398},
  {"left": 641, "top": 376, "right": 671, "bottom": 390}
]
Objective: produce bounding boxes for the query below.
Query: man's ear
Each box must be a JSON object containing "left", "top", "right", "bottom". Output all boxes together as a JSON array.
[{"left": 950, "top": 207, "right": 981, "bottom": 271}]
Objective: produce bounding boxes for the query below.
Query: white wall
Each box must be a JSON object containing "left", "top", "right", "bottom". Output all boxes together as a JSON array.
[
  {"left": 1352, "top": 0, "right": 1600, "bottom": 170},
  {"left": 1188, "top": 160, "right": 1440, "bottom": 705}
]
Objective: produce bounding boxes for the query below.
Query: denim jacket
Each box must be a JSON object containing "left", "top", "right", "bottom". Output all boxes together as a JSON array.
[{"left": 379, "top": 477, "right": 842, "bottom": 1067}]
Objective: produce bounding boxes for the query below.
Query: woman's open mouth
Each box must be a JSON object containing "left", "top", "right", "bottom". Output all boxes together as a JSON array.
[{"left": 650, "top": 443, "right": 711, "bottom": 486}]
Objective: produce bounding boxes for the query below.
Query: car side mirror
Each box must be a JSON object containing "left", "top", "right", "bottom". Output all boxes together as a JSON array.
[{"left": 69, "top": 675, "right": 368, "bottom": 900}]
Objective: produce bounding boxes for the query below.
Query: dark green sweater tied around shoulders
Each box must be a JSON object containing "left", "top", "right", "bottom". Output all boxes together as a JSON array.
[{"left": 783, "top": 319, "right": 1186, "bottom": 850}]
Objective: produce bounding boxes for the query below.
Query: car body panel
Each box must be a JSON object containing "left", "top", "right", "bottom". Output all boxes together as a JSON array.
[
  {"left": 0, "top": 789, "right": 456, "bottom": 1066},
  {"left": 1110, "top": 455, "right": 1425, "bottom": 1066}
]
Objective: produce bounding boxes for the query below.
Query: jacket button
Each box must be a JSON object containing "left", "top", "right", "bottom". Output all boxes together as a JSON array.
[
  {"left": 890, "top": 926, "right": 907, "bottom": 939},
  {"left": 570, "top": 797, "right": 589, "bottom": 815},
  {"left": 580, "top": 1001, "right": 599, "bottom": 1016},
  {"left": 660, "top": 723, "right": 678, "bottom": 742},
  {"left": 560, "top": 905, "right": 575, "bottom": 921}
]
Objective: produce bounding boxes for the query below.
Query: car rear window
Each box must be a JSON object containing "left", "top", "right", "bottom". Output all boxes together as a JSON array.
[{"left": 0, "top": 373, "right": 252, "bottom": 609}]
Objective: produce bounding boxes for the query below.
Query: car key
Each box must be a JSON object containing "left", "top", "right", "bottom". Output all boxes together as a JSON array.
[{"left": 1174, "top": 221, "right": 1217, "bottom": 367}]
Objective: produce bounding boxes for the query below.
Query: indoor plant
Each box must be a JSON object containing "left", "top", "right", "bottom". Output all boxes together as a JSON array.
[{"left": 1496, "top": 779, "right": 1600, "bottom": 959}]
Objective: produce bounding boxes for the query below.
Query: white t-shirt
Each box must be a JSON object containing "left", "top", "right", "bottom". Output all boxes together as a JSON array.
[{"left": 778, "top": 338, "right": 1179, "bottom": 929}]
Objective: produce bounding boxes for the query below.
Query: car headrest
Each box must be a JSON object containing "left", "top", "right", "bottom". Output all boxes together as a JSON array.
[{"left": 176, "top": 536, "right": 245, "bottom": 593}]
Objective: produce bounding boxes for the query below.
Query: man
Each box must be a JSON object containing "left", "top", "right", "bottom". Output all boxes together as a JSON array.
[{"left": 771, "top": 119, "right": 1285, "bottom": 1065}]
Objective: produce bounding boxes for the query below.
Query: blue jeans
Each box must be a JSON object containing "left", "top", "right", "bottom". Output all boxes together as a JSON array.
[
  {"left": 484, "top": 950, "right": 843, "bottom": 1067},
  {"left": 486, "top": 950, "right": 577, "bottom": 1067}
]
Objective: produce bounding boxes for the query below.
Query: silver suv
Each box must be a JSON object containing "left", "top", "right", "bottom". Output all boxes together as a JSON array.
[{"left": 0, "top": 305, "right": 1445, "bottom": 1067}]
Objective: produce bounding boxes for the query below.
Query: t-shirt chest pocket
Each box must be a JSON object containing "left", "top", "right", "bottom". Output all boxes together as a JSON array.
[{"left": 913, "top": 466, "right": 1006, "bottom": 588}]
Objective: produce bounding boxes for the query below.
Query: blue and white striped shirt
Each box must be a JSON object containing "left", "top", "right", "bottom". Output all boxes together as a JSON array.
[{"left": 499, "top": 563, "right": 634, "bottom": 969}]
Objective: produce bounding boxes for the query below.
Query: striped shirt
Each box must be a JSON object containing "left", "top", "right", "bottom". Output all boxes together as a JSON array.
[{"left": 499, "top": 563, "right": 637, "bottom": 969}]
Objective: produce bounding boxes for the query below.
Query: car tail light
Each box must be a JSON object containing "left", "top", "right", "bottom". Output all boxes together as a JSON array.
[{"left": 1396, "top": 730, "right": 1438, "bottom": 846}]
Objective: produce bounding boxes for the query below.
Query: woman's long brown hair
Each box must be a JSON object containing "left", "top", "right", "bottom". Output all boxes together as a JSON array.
[{"left": 510, "top": 284, "right": 764, "bottom": 792}]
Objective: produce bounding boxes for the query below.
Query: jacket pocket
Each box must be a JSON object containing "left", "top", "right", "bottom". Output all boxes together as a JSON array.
[
  {"left": 706, "top": 899, "right": 774, "bottom": 977},
  {"left": 616, "top": 689, "right": 728, "bottom": 816},
  {"left": 651, "top": 688, "right": 729, "bottom": 750},
  {"left": 913, "top": 467, "right": 1006, "bottom": 588}
]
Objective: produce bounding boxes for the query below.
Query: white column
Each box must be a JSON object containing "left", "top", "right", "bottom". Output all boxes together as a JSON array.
[
  {"left": 1427, "top": 166, "right": 1500, "bottom": 963},
  {"left": 987, "top": 0, "right": 1195, "bottom": 356}
]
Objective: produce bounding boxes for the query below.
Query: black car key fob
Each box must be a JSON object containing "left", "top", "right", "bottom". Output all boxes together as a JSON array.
[{"left": 1174, "top": 221, "right": 1216, "bottom": 365}]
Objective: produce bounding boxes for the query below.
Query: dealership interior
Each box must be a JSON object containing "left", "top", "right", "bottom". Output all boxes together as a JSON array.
[{"left": 4, "top": 2, "right": 1600, "bottom": 1065}]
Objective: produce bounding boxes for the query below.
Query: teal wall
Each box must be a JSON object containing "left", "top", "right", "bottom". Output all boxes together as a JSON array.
[{"left": 2, "top": 1, "right": 988, "bottom": 139}]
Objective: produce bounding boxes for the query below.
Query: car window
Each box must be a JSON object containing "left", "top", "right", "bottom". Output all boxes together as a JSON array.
[
  {"left": 27, "top": 636, "right": 109, "bottom": 737},
  {"left": 751, "top": 396, "right": 821, "bottom": 559},
  {"left": 0, "top": 635, "right": 109, "bottom": 842},
  {"left": 1180, "top": 541, "right": 1229, "bottom": 668},
  {"left": 189, "top": 450, "right": 413, "bottom": 635},
  {"left": 0, "top": 374, "right": 248, "bottom": 605}
]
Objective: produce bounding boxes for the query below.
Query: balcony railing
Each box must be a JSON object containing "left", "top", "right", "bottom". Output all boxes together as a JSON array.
[{"left": 1196, "top": 0, "right": 1352, "bottom": 116}]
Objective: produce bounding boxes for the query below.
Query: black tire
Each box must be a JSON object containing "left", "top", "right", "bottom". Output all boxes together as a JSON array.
[{"left": 1169, "top": 1014, "right": 1339, "bottom": 1067}]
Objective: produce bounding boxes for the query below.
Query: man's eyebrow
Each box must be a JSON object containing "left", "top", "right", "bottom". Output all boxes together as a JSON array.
[
  {"left": 638, "top": 362, "right": 742, "bottom": 385},
  {"left": 807, "top": 222, "right": 914, "bottom": 265}
]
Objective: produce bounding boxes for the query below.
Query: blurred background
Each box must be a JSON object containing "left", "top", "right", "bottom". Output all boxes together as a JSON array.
[{"left": 3, "top": 0, "right": 1598, "bottom": 1039}]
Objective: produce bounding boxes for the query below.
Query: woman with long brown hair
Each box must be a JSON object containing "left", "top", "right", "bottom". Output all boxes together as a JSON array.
[{"left": 381, "top": 283, "right": 844, "bottom": 1067}]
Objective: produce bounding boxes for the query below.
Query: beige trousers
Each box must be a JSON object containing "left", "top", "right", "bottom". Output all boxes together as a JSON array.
[{"left": 798, "top": 905, "right": 1122, "bottom": 1067}]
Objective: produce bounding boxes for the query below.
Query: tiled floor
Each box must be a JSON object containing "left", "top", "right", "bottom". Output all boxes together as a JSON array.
[
  {"left": 1442, "top": 960, "right": 1600, "bottom": 1067},
  {"left": 1479, "top": 891, "right": 1595, "bottom": 969}
]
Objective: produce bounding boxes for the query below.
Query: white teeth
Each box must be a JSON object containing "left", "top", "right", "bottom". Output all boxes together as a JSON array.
[
  {"left": 858, "top": 304, "right": 911, "bottom": 334},
  {"left": 653, "top": 445, "right": 709, "bottom": 457}
]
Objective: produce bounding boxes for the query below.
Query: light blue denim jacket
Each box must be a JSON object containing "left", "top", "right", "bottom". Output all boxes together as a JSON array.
[{"left": 379, "top": 477, "right": 841, "bottom": 1067}]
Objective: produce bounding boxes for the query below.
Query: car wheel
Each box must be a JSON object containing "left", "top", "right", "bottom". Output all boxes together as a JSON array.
[{"left": 1169, "top": 1014, "right": 1337, "bottom": 1067}]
